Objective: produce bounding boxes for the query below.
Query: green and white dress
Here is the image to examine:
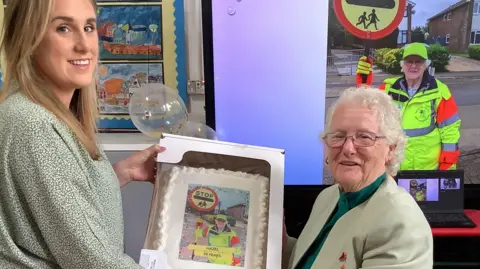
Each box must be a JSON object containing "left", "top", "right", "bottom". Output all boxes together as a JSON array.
[{"left": 0, "top": 93, "right": 142, "bottom": 268}]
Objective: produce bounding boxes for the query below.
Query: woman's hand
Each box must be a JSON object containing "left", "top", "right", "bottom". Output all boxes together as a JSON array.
[{"left": 113, "top": 145, "right": 166, "bottom": 187}]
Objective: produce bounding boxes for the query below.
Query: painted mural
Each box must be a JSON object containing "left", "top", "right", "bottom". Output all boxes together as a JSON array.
[
  {"left": 97, "top": 62, "right": 164, "bottom": 114},
  {"left": 97, "top": 5, "right": 162, "bottom": 60}
]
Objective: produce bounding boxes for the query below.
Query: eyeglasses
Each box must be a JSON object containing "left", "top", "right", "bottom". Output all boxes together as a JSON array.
[
  {"left": 322, "top": 132, "right": 385, "bottom": 147},
  {"left": 404, "top": 60, "right": 425, "bottom": 66}
]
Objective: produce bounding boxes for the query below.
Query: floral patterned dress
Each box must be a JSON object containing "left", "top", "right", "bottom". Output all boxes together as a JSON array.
[{"left": 0, "top": 93, "right": 142, "bottom": 268}]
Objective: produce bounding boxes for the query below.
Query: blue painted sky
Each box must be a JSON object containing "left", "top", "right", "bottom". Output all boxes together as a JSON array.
[
  {"left": 101, "top": 63, "right": 163, "bottom": 81},
  {"left": 97, "top": 6, "right": 162, "bottom": 26},
  {"left": 412, "top": 0, "right": 459, "bottom": 27}
]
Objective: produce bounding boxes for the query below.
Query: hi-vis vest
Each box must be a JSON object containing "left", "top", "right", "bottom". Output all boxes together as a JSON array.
[
  {"left": 382, "top": 77, "right": 459, "bottom": 170},
  {"left": 203, "top": 225, "right": 241, "bottom": 265}
]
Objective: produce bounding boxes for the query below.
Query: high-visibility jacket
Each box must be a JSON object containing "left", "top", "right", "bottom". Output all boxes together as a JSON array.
[
  {"left": 379, "top": 74, "right": 461, "bottom": 170},
  {"left": 198, "top": 225, "right": 242, "bottom": 265}
]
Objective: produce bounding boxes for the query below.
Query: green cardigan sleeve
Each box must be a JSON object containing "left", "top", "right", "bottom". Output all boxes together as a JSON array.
[{"left": 9, "top": 121, "right": 142, "bottom": 269}]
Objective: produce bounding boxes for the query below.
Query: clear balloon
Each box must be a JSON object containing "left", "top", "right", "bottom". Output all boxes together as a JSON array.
[
  {"left": 129, "top": 83, "right": 188, "bottom": 138},
  {"left": 179, "top": 121, "right": 218, "bottom": 140}
]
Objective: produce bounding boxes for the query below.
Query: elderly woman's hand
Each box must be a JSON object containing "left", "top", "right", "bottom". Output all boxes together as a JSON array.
[{"left": 114, "top": 145, "right": 166, "bottom": 187}]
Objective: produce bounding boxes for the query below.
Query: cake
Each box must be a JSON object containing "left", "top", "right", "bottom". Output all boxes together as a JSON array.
[{"left": 145, "top": 165, "right": 270, "bottom": 269}]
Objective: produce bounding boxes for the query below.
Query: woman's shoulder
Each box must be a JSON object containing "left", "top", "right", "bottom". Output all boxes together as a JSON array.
[
  {"left": 312, "top": 184, "right": 340, "bottom": 207},
  {"left": 368, "top": 178, "right": 428, "bottom": 223},
  {"left": 0, "top": 92, "right": 59, "bottom": 134}
]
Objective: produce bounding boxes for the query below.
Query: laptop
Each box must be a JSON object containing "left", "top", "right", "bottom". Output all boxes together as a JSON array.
[{"left": 394, "top": 170, "right": 476, "bottom": 228}]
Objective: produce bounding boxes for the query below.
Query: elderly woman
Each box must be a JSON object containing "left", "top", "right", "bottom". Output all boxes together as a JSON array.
[
  {"left": 282, "top": 87, "right": 433, "bottom": 269},
  {"left": 0, "top": 0, "right": 161, "bottom": 268},
  {"left": 356, "top": 43, "right": 461, "bottom": 171}
]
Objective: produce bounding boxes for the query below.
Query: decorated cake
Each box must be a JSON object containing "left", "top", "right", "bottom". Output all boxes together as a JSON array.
[{"left": 144, "top": 165, "right": 270, "bottom": 269}]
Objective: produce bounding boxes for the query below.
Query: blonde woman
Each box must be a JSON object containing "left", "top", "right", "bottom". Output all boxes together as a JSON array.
[{"left": 0, "top": 0, "right": 163, "bottom": 268}]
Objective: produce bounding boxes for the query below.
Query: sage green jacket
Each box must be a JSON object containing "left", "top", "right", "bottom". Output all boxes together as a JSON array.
[{"left": 0, "top": 93, "right": 142, "bottom": 268}]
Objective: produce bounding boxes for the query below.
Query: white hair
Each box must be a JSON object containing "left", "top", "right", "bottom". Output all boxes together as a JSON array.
[{"left": 323, "top": 86, "right": 407, "bottom": 176}]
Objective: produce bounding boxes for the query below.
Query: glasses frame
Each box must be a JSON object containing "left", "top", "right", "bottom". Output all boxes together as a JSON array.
[
  {"left": 403, "top": 59, "right": 426, "bottom": 67},
  {"left": 322, "top": 132, "right": 386, "bottom": 148}
]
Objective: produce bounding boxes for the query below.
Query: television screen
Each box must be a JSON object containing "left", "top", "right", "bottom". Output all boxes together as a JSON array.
[
  {"left": 199, "top": 0, "right": 329, "bottom": 185},
  {"left": 198, "top": 0, "right": 480, "bottom": 186}
]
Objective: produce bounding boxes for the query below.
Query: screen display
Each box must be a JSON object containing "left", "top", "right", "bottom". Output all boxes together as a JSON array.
[
  {"left": 397, "top": 178, "right": 439, "bottom": 202},
  {"left": 210, "top": 0, "right": 329, "bottom": 184},
  {"left": 206, "top": 1, "right": 477, "bottom": 185},
  {"left": 396, "top": 177, "right": 463, "bottom": 212}
]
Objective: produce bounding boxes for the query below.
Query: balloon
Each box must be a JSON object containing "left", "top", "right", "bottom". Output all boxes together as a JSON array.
[
  {"left": 129, "top": 84, "right": 188, "bottom": 138},
  {"left": 179, "top": 121, "right": 218, "bottom": 140}
]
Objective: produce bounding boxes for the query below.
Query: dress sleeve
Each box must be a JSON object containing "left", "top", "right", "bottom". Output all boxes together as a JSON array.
[{"left": 10, "top": 122, "right": 142, "bottom": 269}]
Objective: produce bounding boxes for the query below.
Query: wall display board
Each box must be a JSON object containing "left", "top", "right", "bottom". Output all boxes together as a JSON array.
[{"left": 96, "top": 0, "right": 187, "bottom": 130}]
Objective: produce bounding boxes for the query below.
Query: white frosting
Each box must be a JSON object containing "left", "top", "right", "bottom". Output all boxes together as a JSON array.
[
  {"left": 151, "top": 166, "right": 269, "bottom": 269},
  {"left": 154, "top": 166, "right": 179, "bottom": 250},
  {"left": 254, "top": 177, "right": 269, "bottom": 269}
]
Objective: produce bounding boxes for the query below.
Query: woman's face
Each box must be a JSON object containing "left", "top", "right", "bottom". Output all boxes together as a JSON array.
[
  {"left": 403, "top": 55, "right": 426, "bottom": 80},
  {"left": 34, "top": 0, "right": 98, "bottom": 94},
  {"left": 326, "top": 103, "right": 394, "bottom": 188}
]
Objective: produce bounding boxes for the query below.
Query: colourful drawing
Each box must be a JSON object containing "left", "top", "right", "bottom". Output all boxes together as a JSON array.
[
  {"left": 97, "top": 63, "right": 164, "bottom": 114},
  {"left": 179, "top": 184, "right": 250, "bottom": 267},
  {"left": 97, "top": 5, "right": 162, "bottom": 60}
]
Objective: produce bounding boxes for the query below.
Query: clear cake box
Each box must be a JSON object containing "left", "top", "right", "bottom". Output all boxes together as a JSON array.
[{"left": 139, "top": 133, "right": 285, "bottom": 269}]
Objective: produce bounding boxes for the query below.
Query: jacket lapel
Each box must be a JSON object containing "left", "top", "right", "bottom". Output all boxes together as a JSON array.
[
  {"left": 306, "top": 177, "right": 399, "bottom": 268},
  {"left": 311, "top": 202, "right": 365, "bottom": 268},
  {"left": 290, "top": 187, "right": 339, "bottom": 268}
]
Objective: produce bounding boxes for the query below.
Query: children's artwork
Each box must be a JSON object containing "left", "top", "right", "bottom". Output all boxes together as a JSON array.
[
  {"left": 97, "top": 62, "right": 164, "bottom": 115},
  {"left": 97, "top": 5, "right": 162, "bottom": 60},
  {"left": 96, "top": 0, "right": 187, "bottom": 130},
  {"left": 179, "top": 184, "right": 250, "bottom": 266}
]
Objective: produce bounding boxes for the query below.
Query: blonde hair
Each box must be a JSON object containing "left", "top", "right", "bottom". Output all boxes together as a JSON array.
[
  {"left": 0, "top": 0, "right": 100, "bottom": 159},
  {"left": 323, "top": 86, "right": 407, "bottom": 176}
]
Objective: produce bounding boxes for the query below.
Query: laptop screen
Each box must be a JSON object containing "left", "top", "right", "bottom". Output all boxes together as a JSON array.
[{"left": 395, "top": 170, "right": 464, "bottom": 213}]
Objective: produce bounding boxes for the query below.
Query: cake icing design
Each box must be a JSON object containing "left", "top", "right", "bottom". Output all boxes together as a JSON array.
[{"left": 148, "top": 166, "right": 270, "bottom": 268}]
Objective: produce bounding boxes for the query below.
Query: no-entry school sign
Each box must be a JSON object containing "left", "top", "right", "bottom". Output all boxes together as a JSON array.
[{"left": 333, "top": 0, "right": 407, "bottom": 40}]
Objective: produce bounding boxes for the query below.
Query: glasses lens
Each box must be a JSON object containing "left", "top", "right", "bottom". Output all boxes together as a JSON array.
[
  {"left": 325, "top": 132, "right": 377, "bottom": 147},
  {"left": 326, "top": 134, "right": 345, "bottom": 147},
  {"left": 406, "top": 60, "right": 424, "bottom": 66},
  {"left": 354, "top": 133, "right": 375, "bottom": 147}
]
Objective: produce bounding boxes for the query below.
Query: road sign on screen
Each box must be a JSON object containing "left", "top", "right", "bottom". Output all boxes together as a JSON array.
[{"left": 333, "top": 0, "right": 407, "bottom": 40}]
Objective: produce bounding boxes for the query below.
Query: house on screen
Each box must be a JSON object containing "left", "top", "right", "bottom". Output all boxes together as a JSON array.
[{"left": 427, "top": 0, "right": 474, "bottom": 52}]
